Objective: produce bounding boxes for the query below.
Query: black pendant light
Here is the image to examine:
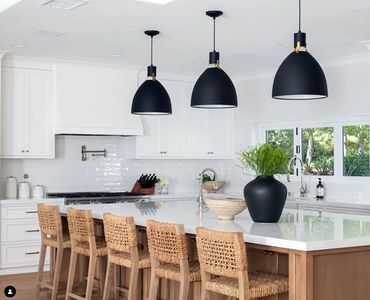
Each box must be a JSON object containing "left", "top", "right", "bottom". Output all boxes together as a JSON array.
[
  {"left": 272, "top": 0, "right": 328, "bottom": 100},
  {"left": 131, "top": 30, "right": 172, "bottom": 115},
  {"left": 191, "top": 10, "right": 237, "bottom": 108}
]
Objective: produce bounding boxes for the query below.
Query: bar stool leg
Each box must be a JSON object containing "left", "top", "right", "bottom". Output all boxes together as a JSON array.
[
  {"left": 114, "top": 265, "right": 120, "bottom": 300},
  {"left": 35, "top": 243, "right": 47, "bottom": 299},
  {"left": 65, "top": 251, "right": 78, "bottom": 300},
  {"left": 128, "top": 265, "right": 139, "bottom": 300},
  {"left": 51, "top": 247, "right": 64, "bottom": 300},
  {"left": 85, "top": 255, "right": 97, "bottom": 300},
  {"left": 99, "top": 257, "right": 106, "bottom": 296},
  {"left": 148, "top": 266, "right": 159, "bottom": 300},
  {"left": 200, "top": 271, "right": 210, "bottom": 300},
  {"left": 179, "top": 279, "right": 190, "bottom": 300},
  {"left": 178, "top": 260, "right": 190, "bottom": 300},
  {"left": 102, "top": 259, "right": 113, "bottom": 300}
]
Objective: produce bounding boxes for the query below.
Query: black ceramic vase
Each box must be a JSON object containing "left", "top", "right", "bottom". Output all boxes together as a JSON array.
[{"left": 243, "top": 176, "right": 287, "bottom": 223}]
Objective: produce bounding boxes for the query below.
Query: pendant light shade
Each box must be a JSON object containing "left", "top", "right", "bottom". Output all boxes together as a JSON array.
[
  {"left": 191, "top": 10, "right": 237, "bottom": 109},
  {"left": 191, "top": 68, "right": 237, "bottom": 108},
  {"left": 131, "top": 30, "right": 172, "bottom": 115},
  {"left": 272, "top": 0, "right": 328, "bottom": 100}
]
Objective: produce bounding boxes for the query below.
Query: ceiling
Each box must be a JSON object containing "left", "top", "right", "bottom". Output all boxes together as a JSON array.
[{"left": 0, "top": 0, "right": 369, "bottom": 76}]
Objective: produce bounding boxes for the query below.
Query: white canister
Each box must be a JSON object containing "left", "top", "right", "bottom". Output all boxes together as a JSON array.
[
  {"left": 6, "top": 176, "right": 17, "bottom": 198},
  {"left": 32, "top": 185, "right": 45, "bottom": 199},
  {"left": 18, "top": 182, "right": 31, "bottom": 199}
]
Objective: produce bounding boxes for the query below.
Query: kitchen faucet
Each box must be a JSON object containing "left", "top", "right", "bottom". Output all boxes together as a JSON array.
[
  {"left": 198, "top": 168, "right": 216, "bottom": 206},
  {"left": 287, "top": 156, "right": 308, "bottom": 198}
]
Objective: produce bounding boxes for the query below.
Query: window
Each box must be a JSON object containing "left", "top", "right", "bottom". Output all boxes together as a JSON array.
[
  {"left": 266, "top": 129, "right": 294, "bottom": 158},
  {"left": 343, "top": 125, "right": 369, "bottom": 176},
  {"left": 302, "top": 127, "right": 334, "bottom": 176},
  {"left": 262, "top": 121, "right": 369, "bottom": 178}
]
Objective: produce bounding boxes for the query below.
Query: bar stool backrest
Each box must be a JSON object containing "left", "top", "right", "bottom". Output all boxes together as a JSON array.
[
  {"left": 146, "top": 219, "right": 188, "bottom": 264},
  {"left": 37, "top": 203, "right": 63, "bottom": 237},
  {"left": 67, "top": 207, "right": 95, "bottom": 243},
  {"left": 196, "top": 227, "right": 247, "bottom": 278},
  {"left": 103, "top": 213, "right": 138, "bottom": 253}
]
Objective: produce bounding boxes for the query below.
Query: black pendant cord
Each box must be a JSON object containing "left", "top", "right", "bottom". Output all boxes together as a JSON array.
[
  {"left": 150, "top": 35, "right": 153, "bottom": 66},
  {"left": 298, "top": 0, "right": 301, "bottom": 32},
  {"left": 213, "top": 16, "right": 216, "bottom": 51}
]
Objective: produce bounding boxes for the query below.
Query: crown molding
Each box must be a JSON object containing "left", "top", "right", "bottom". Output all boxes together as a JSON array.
[
  {"left": 0, "top": 51, "right": 9, "bottom": 60},
  {"left": 2, "top": 55, "right": 142, "bottom": 73},
  {"left": 360, "top": 40, "right": 370, "bottom": 50}
]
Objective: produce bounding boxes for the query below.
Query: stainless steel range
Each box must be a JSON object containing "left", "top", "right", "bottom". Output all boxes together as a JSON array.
[{"left": 47, "top": 192, "right": 150, "bottom": 205}]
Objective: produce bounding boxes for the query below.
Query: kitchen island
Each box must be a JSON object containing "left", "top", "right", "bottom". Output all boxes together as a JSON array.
[{"left": 59, "top": 199, "right": 370, "bottom": 300}]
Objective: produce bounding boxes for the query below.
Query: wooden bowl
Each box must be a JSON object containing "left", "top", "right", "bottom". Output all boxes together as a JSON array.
[
  {"left": 202, "top": 181, "right": 225, "bottom": 193},
  {"left": 205, "top": 198, "right": 246, "bottom": 220}
]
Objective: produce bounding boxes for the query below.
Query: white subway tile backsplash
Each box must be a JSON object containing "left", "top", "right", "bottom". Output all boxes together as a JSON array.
[{"left": 1, "top": 135, "right": 369, "bottom": 204}]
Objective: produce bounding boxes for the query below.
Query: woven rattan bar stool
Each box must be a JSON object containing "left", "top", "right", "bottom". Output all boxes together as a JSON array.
[
  {"left": 36, "top": 204, "right": 71, "bottom": 300},
  {"left": 65, "top": 208, "right": 108, "bottom": 300},
  {"left": 102, "top": 213, "right": 151, "bottom": 300},
  {"left": 146, "top": 220, "right": 201, "bottom": 300},
  {"left": 196, "top": 227, "right": 289, "bottom": 300}
]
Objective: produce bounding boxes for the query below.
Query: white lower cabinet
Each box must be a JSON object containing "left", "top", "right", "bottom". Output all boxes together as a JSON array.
[
  {"left": 0, "top": 198, "right": 64, "bottom": 275},
  {"left": 136, "top": 80, "right": 234, "bottom": 159},
  {"left": 1, "top": 67, "right": 54, "bottom": 158}
]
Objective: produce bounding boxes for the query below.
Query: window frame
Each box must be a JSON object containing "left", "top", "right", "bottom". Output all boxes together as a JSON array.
[{"left": 259, "top": 115, "right": 370, "bottom": 182}]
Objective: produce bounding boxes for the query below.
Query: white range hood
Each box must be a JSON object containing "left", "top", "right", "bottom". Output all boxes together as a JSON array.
[{"left": 53, "top": 62, "right": 143, "bottom": 136}]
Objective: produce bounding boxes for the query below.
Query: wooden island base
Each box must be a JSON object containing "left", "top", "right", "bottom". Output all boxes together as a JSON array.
[{"left": 49, "top": 219, "right": 370, "bottom": 300}]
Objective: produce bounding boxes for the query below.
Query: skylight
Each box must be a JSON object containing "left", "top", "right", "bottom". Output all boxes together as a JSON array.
[
  {"left": 42, "top": 0, "right": 87, "bottom": 10},
  {"left": 132, "top": 0, "right": 176, "bottom": 5}
]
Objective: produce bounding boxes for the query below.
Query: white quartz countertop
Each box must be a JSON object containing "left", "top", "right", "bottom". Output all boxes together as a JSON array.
[
  {"left": 0, "top": 197, "right": 65, "bottom": 205},
  {"left": 58, "top": 198, "right": 370, "bottom": 252}
]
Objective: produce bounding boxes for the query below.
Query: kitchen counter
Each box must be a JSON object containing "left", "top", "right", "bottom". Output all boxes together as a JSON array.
[
  {"left": 57, "top": 198, "right": 370, "bottom": 299},
  {"left": 58, "top": 198, "right": 370, "bottom": 251},
  {"left": 0, "top": 197, "right": 65, "bottom": 205}
]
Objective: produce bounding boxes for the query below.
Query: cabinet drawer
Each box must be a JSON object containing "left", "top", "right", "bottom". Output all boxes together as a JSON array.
[
  {"left": 1, "top": 220, "right": 41, "bottom": 243},
  {"left": 0, "top": 205, "right": 39, "bottom": 220},
  {"left": 0, "top": 243, "right": 48, "bottom": 268}
]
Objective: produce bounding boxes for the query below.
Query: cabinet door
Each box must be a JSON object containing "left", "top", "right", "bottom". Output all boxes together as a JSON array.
[
  {"left": 206, "top": 109, "right": 233, "bottom": 158},
  {"left": 1, "top": 68, "right": 26, "bottom": 156},
  {"left": 183, "top": 82, "right": 207, "bottom": 157},
  {"left": 158, "top": 81, "right": 184, "bottom": 157},
  {"left": 25, "top": 69, "right": 54, "bottom": 157},
  {"left": 136, "top": 116, "right": 160, "bottom": 157}
]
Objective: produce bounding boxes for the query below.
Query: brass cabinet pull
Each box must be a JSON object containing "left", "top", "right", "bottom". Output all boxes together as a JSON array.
[
  {"left": 25, "top": 210, "right": 38, "bottom": 214},
  {"left": 25, "top": 251, "right": 39, "bottom": 255},
  {"left": 25, "top": 229, "right": 39, "bottom": 233}
]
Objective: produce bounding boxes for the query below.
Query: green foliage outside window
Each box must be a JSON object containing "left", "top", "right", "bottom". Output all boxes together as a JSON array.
[
  {"left": 266, "top": 129, "right": 294, "bottom": 158},
  {"left": 343, "top": 125, "right": 369, "bottom": 176},
  {"left": 302, "top": 127, "right": 334, "bottom": 176}
]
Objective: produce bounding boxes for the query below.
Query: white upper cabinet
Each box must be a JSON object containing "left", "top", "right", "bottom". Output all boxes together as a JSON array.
[
  {"left": 54, "top": 63, "right": 143, "bottom": 136},
  {"left": 1, "top": 67, "right": 54, "bottom": 158},
  {"left": 136, "top": 79, "right": 234, "bottom": 159},
  {"left": 136, "top": 80, "right": 185, "bottom": 157}
]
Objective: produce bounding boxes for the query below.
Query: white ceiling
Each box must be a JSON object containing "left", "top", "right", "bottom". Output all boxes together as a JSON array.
[{"left": 0, "top": 0, "right": 369, "bottom": 76}]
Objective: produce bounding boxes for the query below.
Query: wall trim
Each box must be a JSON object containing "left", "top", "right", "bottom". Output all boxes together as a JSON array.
[{"left": 2, "top": 55, "right": 141, "bottom": 73}]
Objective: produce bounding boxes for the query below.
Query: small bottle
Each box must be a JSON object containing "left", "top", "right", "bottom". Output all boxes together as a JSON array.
[{"left": 316, "top": 178, "right": 325, "bottom": 200}]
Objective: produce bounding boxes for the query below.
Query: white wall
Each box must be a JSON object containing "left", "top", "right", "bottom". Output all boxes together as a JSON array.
[
  {"left": 232, "top": 54, "right": 370, "bottom": 202},
  {"left": 1, "top": 55, "right": 369, "bottom": 203}
]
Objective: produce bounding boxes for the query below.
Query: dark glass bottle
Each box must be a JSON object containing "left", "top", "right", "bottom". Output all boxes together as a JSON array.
[{"left": 316, "top": 178, "right": 324, "bottom": 200}]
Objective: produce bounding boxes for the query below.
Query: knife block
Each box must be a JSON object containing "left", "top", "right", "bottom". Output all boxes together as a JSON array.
[{"left": 131, "top": 181, "right": 155, "bottom": 195}]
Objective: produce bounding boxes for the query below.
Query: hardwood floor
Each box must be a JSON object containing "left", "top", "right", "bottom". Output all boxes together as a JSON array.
[{"left": 0, "top": 272, "right": 111, "bottom": 300}]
